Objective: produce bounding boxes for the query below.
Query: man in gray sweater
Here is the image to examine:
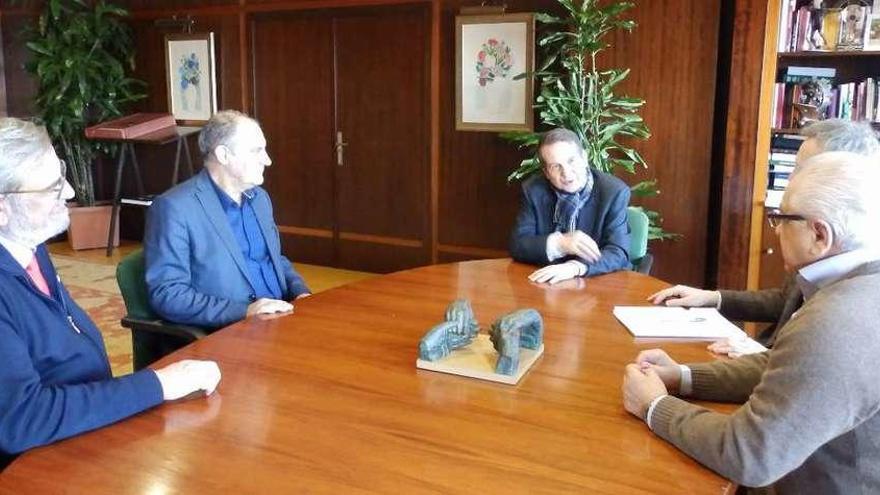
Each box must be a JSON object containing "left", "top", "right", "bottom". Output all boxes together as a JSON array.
[
  {"left": 622, "top": 151, "right": 880, "bottom": 493},
  {"left": 648, "top": 119, "right": 879, "bottom": 353}
]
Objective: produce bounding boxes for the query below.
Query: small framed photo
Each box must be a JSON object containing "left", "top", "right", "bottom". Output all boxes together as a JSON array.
[
  {"left": 865, "top": 14, "right": 880, "bottom": 50},
  {"left": 165, "top": 33, "right": 218, "bottom": 124},
  {"left": 455, "top": 13, "right": 535, "bottom": 132},
  {"left": 838, "top": 4, "right": 868, "bottom": 51}
]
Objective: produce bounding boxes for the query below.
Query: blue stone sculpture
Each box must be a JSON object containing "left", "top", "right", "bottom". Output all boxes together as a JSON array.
[
  {"left": 418, "top": 299, "right": 479, "bottom": 361},
  {"left": 489, "top": 309, "right": 544, "bottom": 375}
]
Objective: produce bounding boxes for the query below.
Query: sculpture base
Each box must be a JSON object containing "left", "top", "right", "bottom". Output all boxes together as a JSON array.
[{"left": 416, "top": 334, "right": 544, "bottom": 385}]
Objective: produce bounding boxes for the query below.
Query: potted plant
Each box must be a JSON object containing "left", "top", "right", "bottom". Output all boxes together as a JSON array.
[
  {"left": 503, "top": 0, "right": 674, "bottom": 240},
  {"left": 25, "top": 0, "right": 145, "bottom": 249}
]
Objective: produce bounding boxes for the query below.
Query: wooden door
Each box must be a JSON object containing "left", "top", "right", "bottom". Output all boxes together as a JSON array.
[
  {"left": 252, "top": 6, "right": 430, "bottom": 273},
  {"left": 334, "top": 6, "right": 430, "bottom": 272},
  {"left": 252, "top": 12, "right": 337, "bottom": 266}
]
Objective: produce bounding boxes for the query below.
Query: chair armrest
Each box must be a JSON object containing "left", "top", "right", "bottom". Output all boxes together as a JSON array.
[
  {"left": 634, "top": 253, "right": 654, "bottom": 275},
  {"left": 120, "top": 317, "right": 208, "bottom": 341}
]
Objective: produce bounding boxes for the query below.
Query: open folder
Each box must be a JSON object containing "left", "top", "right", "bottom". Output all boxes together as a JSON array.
[{"left": 613, "top": 306, "right": 747, "bottom": 340}]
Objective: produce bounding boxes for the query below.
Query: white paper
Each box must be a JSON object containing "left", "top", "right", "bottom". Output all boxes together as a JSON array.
[{"left": 613, "top": 306, "right": 748, "bottom": 340}]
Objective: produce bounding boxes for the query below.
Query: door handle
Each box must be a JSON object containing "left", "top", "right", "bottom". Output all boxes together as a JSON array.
[{"left": 335, "top": 131, "right": 348, "bottom": 166}]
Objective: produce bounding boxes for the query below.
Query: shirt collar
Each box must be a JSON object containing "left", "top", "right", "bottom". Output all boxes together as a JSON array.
[
  {"left": 208, "top": 175, "right": 254, "bottom": 211},
  {"left": 0, "top": 233, "right": 36, "bottom": 269},
  {"left": 797, "top": 248, "right": 880, "bottom": 300}
]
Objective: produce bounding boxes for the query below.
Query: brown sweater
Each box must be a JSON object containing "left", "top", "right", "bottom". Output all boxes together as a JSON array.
[
  {"left": 651, "top": 261, "right": 880, "bottom": 494},
  {"left": 719, "top": 275, "right": 802, "bottom": 347}
]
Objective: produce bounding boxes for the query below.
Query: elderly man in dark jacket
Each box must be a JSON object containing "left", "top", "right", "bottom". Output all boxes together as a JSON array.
[{"left": 510, "top": 128, "right": 631, "bottom": 284}]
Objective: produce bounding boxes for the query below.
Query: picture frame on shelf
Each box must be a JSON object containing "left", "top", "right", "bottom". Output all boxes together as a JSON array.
[
  {"left": 837, "top": 3, "right": 868, "bottom": 51},
  {"left": 165, "top": 33, "right": 218, "bottom": 124},
  {"left": 865, "top": 13, "right": 880, "bottom": 50},
  {"left": 455, "top": 13, "right": 535, "bottom": 132}
]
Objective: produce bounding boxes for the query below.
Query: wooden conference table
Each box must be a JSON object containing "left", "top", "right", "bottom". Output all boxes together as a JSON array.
[{"left": 0, "top": 260, "right": 735, "bottom": 494}]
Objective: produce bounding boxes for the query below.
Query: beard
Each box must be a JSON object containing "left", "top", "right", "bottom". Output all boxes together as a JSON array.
[{"left": 0, "top": 196, "right": 70, "bottom": 247}]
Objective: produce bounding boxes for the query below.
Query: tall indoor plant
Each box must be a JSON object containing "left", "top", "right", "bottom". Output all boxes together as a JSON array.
[
  {"left": 503, "top": 0, "right": 673, "bottom": 239},
  {"left": 25, "top": 0, "right": 145, "bottom": 208}
]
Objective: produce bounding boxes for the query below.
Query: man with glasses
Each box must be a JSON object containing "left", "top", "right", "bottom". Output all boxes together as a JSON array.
[
  {"left": 648, "top": 119, "right": 879, "bottom": 354},
  {"left": 623, "top": 151, "right": 880, "bottom": 493},
  {"left": 143, "top": 110, "right": 309, "bottom": 362},
  {"left": 0, "top": 118, "right": 221, "bottom": 470},
  {"left": 509, "top": 128, "right": 631, "bottom": 284}
]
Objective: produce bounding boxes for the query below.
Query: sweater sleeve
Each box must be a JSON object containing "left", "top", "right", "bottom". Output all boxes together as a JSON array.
[
  {"left": 685, "top": 352, "right": 769, "bottom": 403},
  {"left": 0, "top": 321, "right": 164, "bottom": 454},
  {"left": 145, "top": 196, "right": 249, "bottom": 328},
  {"left": 718, "top": 288, "right": 785, "bottom": 323},
  {"left": 650, "top": 299, "right": 880, "bottom": 488}
]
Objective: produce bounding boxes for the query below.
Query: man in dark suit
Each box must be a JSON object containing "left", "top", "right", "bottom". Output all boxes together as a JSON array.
[
  {"left": 509, "top": 128, "right": 631, "bottom": 284},
  {"left": 145, "top": 110, "right": 310, "bottom": 336}
]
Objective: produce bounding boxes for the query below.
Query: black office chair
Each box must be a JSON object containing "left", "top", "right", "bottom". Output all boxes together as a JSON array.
[{"left": 116, "top": 249, "right": 207, "bottom": 370}]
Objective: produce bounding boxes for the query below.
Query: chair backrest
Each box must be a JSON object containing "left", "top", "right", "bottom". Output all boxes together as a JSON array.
[
  {"left": 626, "top": 206, "right": 649, "bottom": 263},
  {"left": 116, "top": 249, "right": 157, "bottom": 320}
]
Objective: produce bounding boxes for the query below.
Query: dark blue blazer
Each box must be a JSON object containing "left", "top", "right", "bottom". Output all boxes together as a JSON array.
[
  {"left": 509, "top": 170, "right": 631, "bottom": 277},
  {"left": 145, "top": 170, "right": 309, "bottom": 329},
  {"left": 0, "top": 244, "right": 162, "bottom": 463}
]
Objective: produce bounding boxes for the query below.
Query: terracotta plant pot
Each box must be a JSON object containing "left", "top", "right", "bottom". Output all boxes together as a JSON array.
[{"left": 67, "top": 202, "right": 119, "bottom": 250}]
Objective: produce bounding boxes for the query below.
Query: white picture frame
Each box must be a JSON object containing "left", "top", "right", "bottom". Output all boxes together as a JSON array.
[
  {"left": 865, "top": 13, "right": 880, "bottom": 50},
  {"left": 165, "top": 33, "right": 218, "bottom": 124}
]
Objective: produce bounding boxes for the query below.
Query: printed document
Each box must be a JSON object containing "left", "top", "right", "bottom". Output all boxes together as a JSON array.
[{"left": 613, "top": 306, "right": 747, "bottom": 339}]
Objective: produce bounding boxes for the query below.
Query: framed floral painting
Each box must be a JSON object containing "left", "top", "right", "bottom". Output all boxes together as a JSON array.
[
  {"left": 165, "top": 33, "right": 218, "bottom": 124},
  {"left": 455, "top": 13, "right": 535, "bottom": 132}
]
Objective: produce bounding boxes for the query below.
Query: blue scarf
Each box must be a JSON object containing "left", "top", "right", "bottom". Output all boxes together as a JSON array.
[{"left": 553, "top": 172, "right": 594, "bottom": 233}]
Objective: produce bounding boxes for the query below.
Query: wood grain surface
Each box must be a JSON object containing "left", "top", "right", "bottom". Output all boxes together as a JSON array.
[{"left": 0, "top": 260, "right": 734, "bottom": 494}]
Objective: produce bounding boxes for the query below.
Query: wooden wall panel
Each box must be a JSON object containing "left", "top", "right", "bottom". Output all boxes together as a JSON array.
[
  {"left": 715, "top": 0, "right": 767, "bottom": 290},
  {"left": 1, "top": 12, "right": 36, "bottom": 117},
  {"left": 437, "top": 0, "right": 549, "bottom": 256},
  {"left": 600, "top": 0, "right": 721, "bottom": 286},
  {"left": 0, "top": 15, "right": 6, "bottom": 117}
]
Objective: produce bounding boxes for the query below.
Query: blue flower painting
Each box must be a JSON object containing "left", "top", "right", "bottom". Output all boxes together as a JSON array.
[{"left": 177, "top": 53, "right": 203, "bottom": 111}]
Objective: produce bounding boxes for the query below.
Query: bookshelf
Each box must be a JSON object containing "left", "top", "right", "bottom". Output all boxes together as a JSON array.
[{"left": 749, "top": 0, "right": 880, "bottom": 291}]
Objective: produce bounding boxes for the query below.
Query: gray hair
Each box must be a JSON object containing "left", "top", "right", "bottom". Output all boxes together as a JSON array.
[
  {"left": 801, "top": 119, "right": 880, "bottom": 156},
  {"left": 787, "top": 151, "right": 880, "bottom": 251},
  {"left": 538, "top": 128, "right": 584, "bottom": 162},
  {"left": 0, "top": 118, "right": 53, "bottom": 193},
  {"left": 197, "top": 110, "right": 260, "bottom": 158}
]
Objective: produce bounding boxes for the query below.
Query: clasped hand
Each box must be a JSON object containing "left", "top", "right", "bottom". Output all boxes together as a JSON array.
[
  {"left": 558, "top": 231, "right": 601, "bottom": 263},
  {"left": 247, "top": 297, "right": 294, "bottom": 317},
  {"left": 621, "top": 349, "right": 681, "bottom": 420}
]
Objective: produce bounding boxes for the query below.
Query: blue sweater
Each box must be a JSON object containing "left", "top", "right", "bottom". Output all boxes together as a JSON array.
[{"left": 0, "top": 244, "right": 163, "bottom": 464}]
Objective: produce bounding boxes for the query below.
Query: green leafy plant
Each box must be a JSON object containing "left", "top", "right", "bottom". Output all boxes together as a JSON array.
[
  {"left": 25, "top": 0, "right": 145, "bottom": 206},
  {"left": 503, "top": 0, "right": 675, "bottom": 240}
]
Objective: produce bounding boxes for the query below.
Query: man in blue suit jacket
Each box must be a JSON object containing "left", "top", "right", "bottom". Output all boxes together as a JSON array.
[
  {"left": 145, "top": 110, "right": 310, "bottom": 334},
  {"left": 510, "top": 128, "right": 631, "bottom": 284}
]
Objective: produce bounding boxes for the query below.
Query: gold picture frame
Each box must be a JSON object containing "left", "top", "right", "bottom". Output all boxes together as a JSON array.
[{"left": 455, "top": 13, "right": 535, "bottom": 132}]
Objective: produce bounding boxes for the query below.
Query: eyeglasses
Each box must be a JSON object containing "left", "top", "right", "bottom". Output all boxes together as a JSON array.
[
  {"left": 767, "top": 210, "right": 807, "bottom": 228},
  {"left": 0, "top": 160, "right": 67, "bottom": 200}
]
